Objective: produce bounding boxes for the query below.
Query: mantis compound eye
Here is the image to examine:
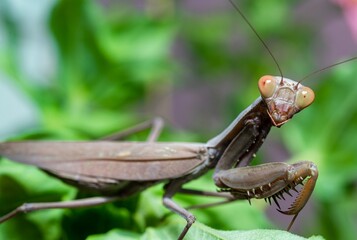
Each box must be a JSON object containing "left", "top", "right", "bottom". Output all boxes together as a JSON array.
[
  {"left": 258, "top": 75, "right": 277, "bottom": 98},
  {"left": 296, "top": 86, "right": 315, "bottom": 110}
]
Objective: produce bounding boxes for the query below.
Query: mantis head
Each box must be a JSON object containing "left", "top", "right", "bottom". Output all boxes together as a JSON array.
[{"left": 258, "top": 75, "right": 315, "bottom": 127}]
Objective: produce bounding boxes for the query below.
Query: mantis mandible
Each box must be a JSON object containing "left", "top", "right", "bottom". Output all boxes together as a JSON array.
[{"left": 0, "top": 1, "right": 356, "bottom": 240}]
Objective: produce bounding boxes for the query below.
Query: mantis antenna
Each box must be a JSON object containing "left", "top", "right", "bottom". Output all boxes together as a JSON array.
[
  {"left": 228, "top": 0, "right": 284, "bottom": 81},
  {"left": 298, "top": 56, "right": 357, "bottom": 84}
]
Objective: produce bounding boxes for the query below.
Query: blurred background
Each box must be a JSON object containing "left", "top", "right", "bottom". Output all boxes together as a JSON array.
[{"left": 0, "top": 0, "right": 357, "bottom": 239}]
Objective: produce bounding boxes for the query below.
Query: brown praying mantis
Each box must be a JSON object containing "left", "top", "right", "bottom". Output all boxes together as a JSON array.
[
  {"left": 0, "top": 76, "right": 318, "bottom": 239},
  {"left": 0, "top": 1, "right": 356, "bottom": 240}
]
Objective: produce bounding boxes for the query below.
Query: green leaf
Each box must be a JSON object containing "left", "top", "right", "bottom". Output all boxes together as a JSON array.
[{"left": 88, "top": 221, "right": 325, "bottom": 240}]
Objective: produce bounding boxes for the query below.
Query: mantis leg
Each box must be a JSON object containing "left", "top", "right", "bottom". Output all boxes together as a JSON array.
[
  {"left": 163, "top": 181, "right": 196, "bottom": 240},
  {"left": 161, "top": 173, "right": 238, "bottom": 239},
  {"left": 186, "top": 198, "right": 236, "bottom": 210},
  {"left": 100, "top": 117, "right": 164, "bottom": 142},
  {"left": 213, "top": 161, "right": 318, "bottom": 230},
  {"left": 177, "top": 187, "right": 253, "bottom": 211},
  {"left": 0, "top": 196, "right": 121, "bottom": 223},
  {"left": 178, "top": 188, "right": 234, "bottom": 198},
  {"left": 177, "top": 188, "right": 238, "bottom": 209}
]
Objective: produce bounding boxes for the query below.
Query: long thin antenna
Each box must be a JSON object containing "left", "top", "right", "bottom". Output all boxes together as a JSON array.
[
  {"left": 299, "top": 56, "right": 357, "bottom": 83},
  {"left": 228, "top": 0, "right": 284, "bottom": 79}
]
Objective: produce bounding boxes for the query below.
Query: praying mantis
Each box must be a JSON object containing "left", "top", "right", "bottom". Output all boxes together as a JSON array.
[{"left": 1, "top": 1, "right": 357, "bottom": 240}]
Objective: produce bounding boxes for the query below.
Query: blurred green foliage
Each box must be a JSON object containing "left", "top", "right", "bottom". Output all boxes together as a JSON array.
[{"left": 0, "top": 0, "right": 357, "bottom": 240}]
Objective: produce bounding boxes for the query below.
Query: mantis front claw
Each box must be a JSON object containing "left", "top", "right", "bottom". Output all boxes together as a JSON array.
[{"left": 214, "top": 161, "right": 318, "bottom": 230}]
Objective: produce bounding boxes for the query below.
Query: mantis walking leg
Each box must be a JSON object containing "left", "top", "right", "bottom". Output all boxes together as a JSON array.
[
  {"left": 101, "top": 117, "right": 164, "bottom": 142},
  {"left": 0, "top": 196, "right": 121, "bottom": 223}
]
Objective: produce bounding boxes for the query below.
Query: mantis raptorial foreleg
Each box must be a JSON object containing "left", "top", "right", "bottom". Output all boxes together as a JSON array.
[{"left": 214, "top": 161, "right": 318, "bottom": 230}]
